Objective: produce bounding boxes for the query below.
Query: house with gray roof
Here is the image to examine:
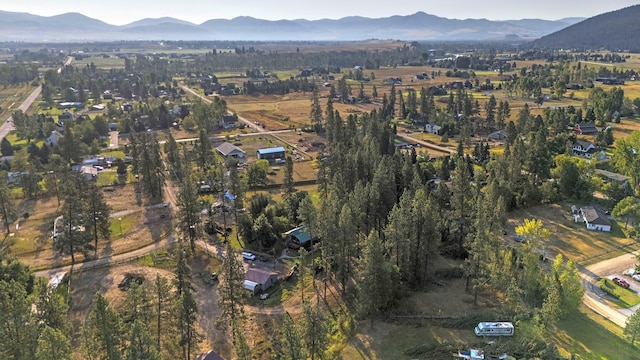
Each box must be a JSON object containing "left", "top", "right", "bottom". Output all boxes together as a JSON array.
[
  {"left": 577, "top": 205, "right": 611, "bottom": 232},
  {"left": 216, "top": 142, "right": 246, "bottom": 162}
]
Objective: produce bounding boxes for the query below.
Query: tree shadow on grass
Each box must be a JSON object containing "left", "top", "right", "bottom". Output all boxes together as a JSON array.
[{"left": 555, "top": 309, "right": 639, "bottom": 359}]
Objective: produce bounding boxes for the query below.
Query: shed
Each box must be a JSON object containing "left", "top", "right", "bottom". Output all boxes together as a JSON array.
[
  {"left": 245, "top": 268, "right": 279, "bottom": 291},
  {"left": 243, "top": 280, "right": 260, "bottom": 295},
  {"left": 256, "top": 147, "right": 285, "bottom": 161}
]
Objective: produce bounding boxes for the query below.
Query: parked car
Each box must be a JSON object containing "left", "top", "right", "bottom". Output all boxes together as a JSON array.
[
  {"left": 613, "top": 277, "right": 630, "bottom": 288},
  {"left": 633, "top": 274, "right": 640, "bottom": 282},
  {"left": 259, "top": 293, "right": 269, "bottom": 300},
  {"left": 242, "top": 252, "right": 256, "bottom": 261},
  {"left": 627, "top": 268, "right": 638, "bottom": 276}
]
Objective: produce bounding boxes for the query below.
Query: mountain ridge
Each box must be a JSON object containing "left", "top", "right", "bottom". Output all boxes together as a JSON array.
[
  {"left": 530, "top": 4, "right": 640, "bottom": 51},
  {"left": 0, "top": 9, "right": 586, "bottom": 42}
]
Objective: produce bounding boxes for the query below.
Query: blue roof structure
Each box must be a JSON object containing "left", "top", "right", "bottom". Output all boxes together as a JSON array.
[
  {"left": 257, "top": 147, "right": 285, "bottom": 155},
  {"left": 284, "top": 226, "right": 312, "bottom": 244}
]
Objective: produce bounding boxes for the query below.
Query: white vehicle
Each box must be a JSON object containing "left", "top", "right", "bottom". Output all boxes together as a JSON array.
[
  {"left": 242, "top": 252, "right": 256, "bottom": 261},
  {"left": 627, "top": 268, "right": 638, "bottom": 276},
  {"left": 474, "top": 322, "right": 514, "bottom": 337},
  {"left": 633, "top": 274, "right": 640, "bottom": 282}
]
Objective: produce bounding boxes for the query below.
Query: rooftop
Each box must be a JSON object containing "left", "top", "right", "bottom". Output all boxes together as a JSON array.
[{"left": 257, "top": 147, "right": 285, "bottom": 155}]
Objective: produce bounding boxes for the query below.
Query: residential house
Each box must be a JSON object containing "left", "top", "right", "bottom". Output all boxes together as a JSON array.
[
  {"left": 576, "top": 206, "right": 611, "bottom": 232},
  {"left": 284, "top": 226, "right": 313, "bottom": 249},
  {"left": 424, "top": 123, "right": 442, "bottom": 135},
  {"left": 46, "top": 131, "right": 62, "bottom": 147},
  {"left": 488, "top": 130, "right": 507, "bottom": 142},
  {"left": 573, "top": 122, "right": 598, "bottom": 135},
  {"left": 58, "top": 110, "right": 73, "bottom": 123},
  {"left": 256, "top": 147, "right": 286, "bottom": 162},
  {"left": 572, "top": 139, "right": 596, "bottom": 158},
  {"left": 218, "top": 115, "right": 237, "bottom": 129},
  {"left": 121, "top": 103, "right": 133, "bottom": 112},
  {"left": 80, "top": 166, "right": 98, "bottom": 181},
  {"left": 216, "top": 142, "right": 246, "bottom": 161},
  {"left": 7, "top": 171, "right": 28, "bottom": 185},
  {"left": 595, "top": 169, "right": 629, "bottom": 185},
  {"left": 245, "top": 268, "right": 279, "bottom": 291}
]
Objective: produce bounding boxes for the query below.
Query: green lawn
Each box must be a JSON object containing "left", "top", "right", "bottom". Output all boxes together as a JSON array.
[
  {"left": 553, "top": 305, "right": 639, "bottom": 359},
  {"left": 599, "top": 278, "right": 640, "bottom": 308}
]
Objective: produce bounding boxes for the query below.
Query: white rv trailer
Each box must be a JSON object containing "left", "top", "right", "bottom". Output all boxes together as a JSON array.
[{"left": 474, "top": 322, "right": 514, "bottom": 337}]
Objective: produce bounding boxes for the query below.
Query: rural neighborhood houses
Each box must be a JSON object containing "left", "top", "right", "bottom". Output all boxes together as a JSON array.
[{"left": 574, "top": 205, "right": 612, "bottom": 232}]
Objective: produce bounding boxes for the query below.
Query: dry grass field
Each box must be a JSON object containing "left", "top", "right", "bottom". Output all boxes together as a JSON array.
[
  {"left": 506, "top": 203, "right": 634, "bottom": 264},
  {"left": 0, "top": 83, "right": 34, "bottom": 119},
  {"left": 9, "top": 184, "right": 173, "bottom": 271}
]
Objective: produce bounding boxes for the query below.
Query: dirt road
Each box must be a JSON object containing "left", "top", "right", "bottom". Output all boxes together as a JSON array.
[{"left": 397, "top": 133, "right": 455, "bottom": 156}]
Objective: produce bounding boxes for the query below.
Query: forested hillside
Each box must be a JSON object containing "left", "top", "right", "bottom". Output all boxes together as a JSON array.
[{"left": 530, "top": 4, "right": 640, "bottom": 51}]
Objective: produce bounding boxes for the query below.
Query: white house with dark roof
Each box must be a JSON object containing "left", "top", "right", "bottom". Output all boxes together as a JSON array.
[
  {"left": 573, "top": 139, "right": 596, "bottom": 157},
  {"left": 577, "top": 205, "right": 611, "bottom": 232},
  {"left": 216, "top": 142, "right": 246, "bottom": 161},
  {"left": 424, "top": 123, "right": 442, "bottom": 135}
]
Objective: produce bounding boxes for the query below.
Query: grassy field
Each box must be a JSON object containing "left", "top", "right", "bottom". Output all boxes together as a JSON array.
[
  {"left": 73, "top": 56, "right": 125, "bottom": 69},
  {"left": 506, "top": 203, "right": 635, "bottom": 263},
  {"left": 552, "top": 304, "right": 639, "bottom": 359},
  {"left": 0, "top": 84, "right": 32, "bottom": 120}
]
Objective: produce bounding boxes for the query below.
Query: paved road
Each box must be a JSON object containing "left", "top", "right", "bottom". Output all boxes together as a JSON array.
[
  {"left": 0, "top": 85, "right": 42, "bottom": 140},
  {"left": 1, "top": 56, "right": 73, "bottom": 143},
  {"left": 580, "top": 250, "right": 640, "bottom": 328}
]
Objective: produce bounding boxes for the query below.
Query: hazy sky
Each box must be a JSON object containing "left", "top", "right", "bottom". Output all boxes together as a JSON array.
[{"left": 0, "top": 0, "right": 638, "bottom": 25}]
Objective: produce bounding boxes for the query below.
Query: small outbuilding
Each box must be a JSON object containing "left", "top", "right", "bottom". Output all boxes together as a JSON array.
[{"left": 243, "top": 280, "right": 260, "bottom": 295}]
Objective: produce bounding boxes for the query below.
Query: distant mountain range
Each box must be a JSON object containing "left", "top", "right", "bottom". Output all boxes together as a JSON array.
[
  {"left": 0, "top": 10, "right": 585, "bottom": 42},
  {"left": 530, "top": 5, "right": 640, "bottom": 51}
]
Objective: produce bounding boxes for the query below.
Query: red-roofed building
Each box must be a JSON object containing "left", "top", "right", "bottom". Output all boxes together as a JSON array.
[{"left": 245, "top": 268, "right": 279, "bottom": 291}]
